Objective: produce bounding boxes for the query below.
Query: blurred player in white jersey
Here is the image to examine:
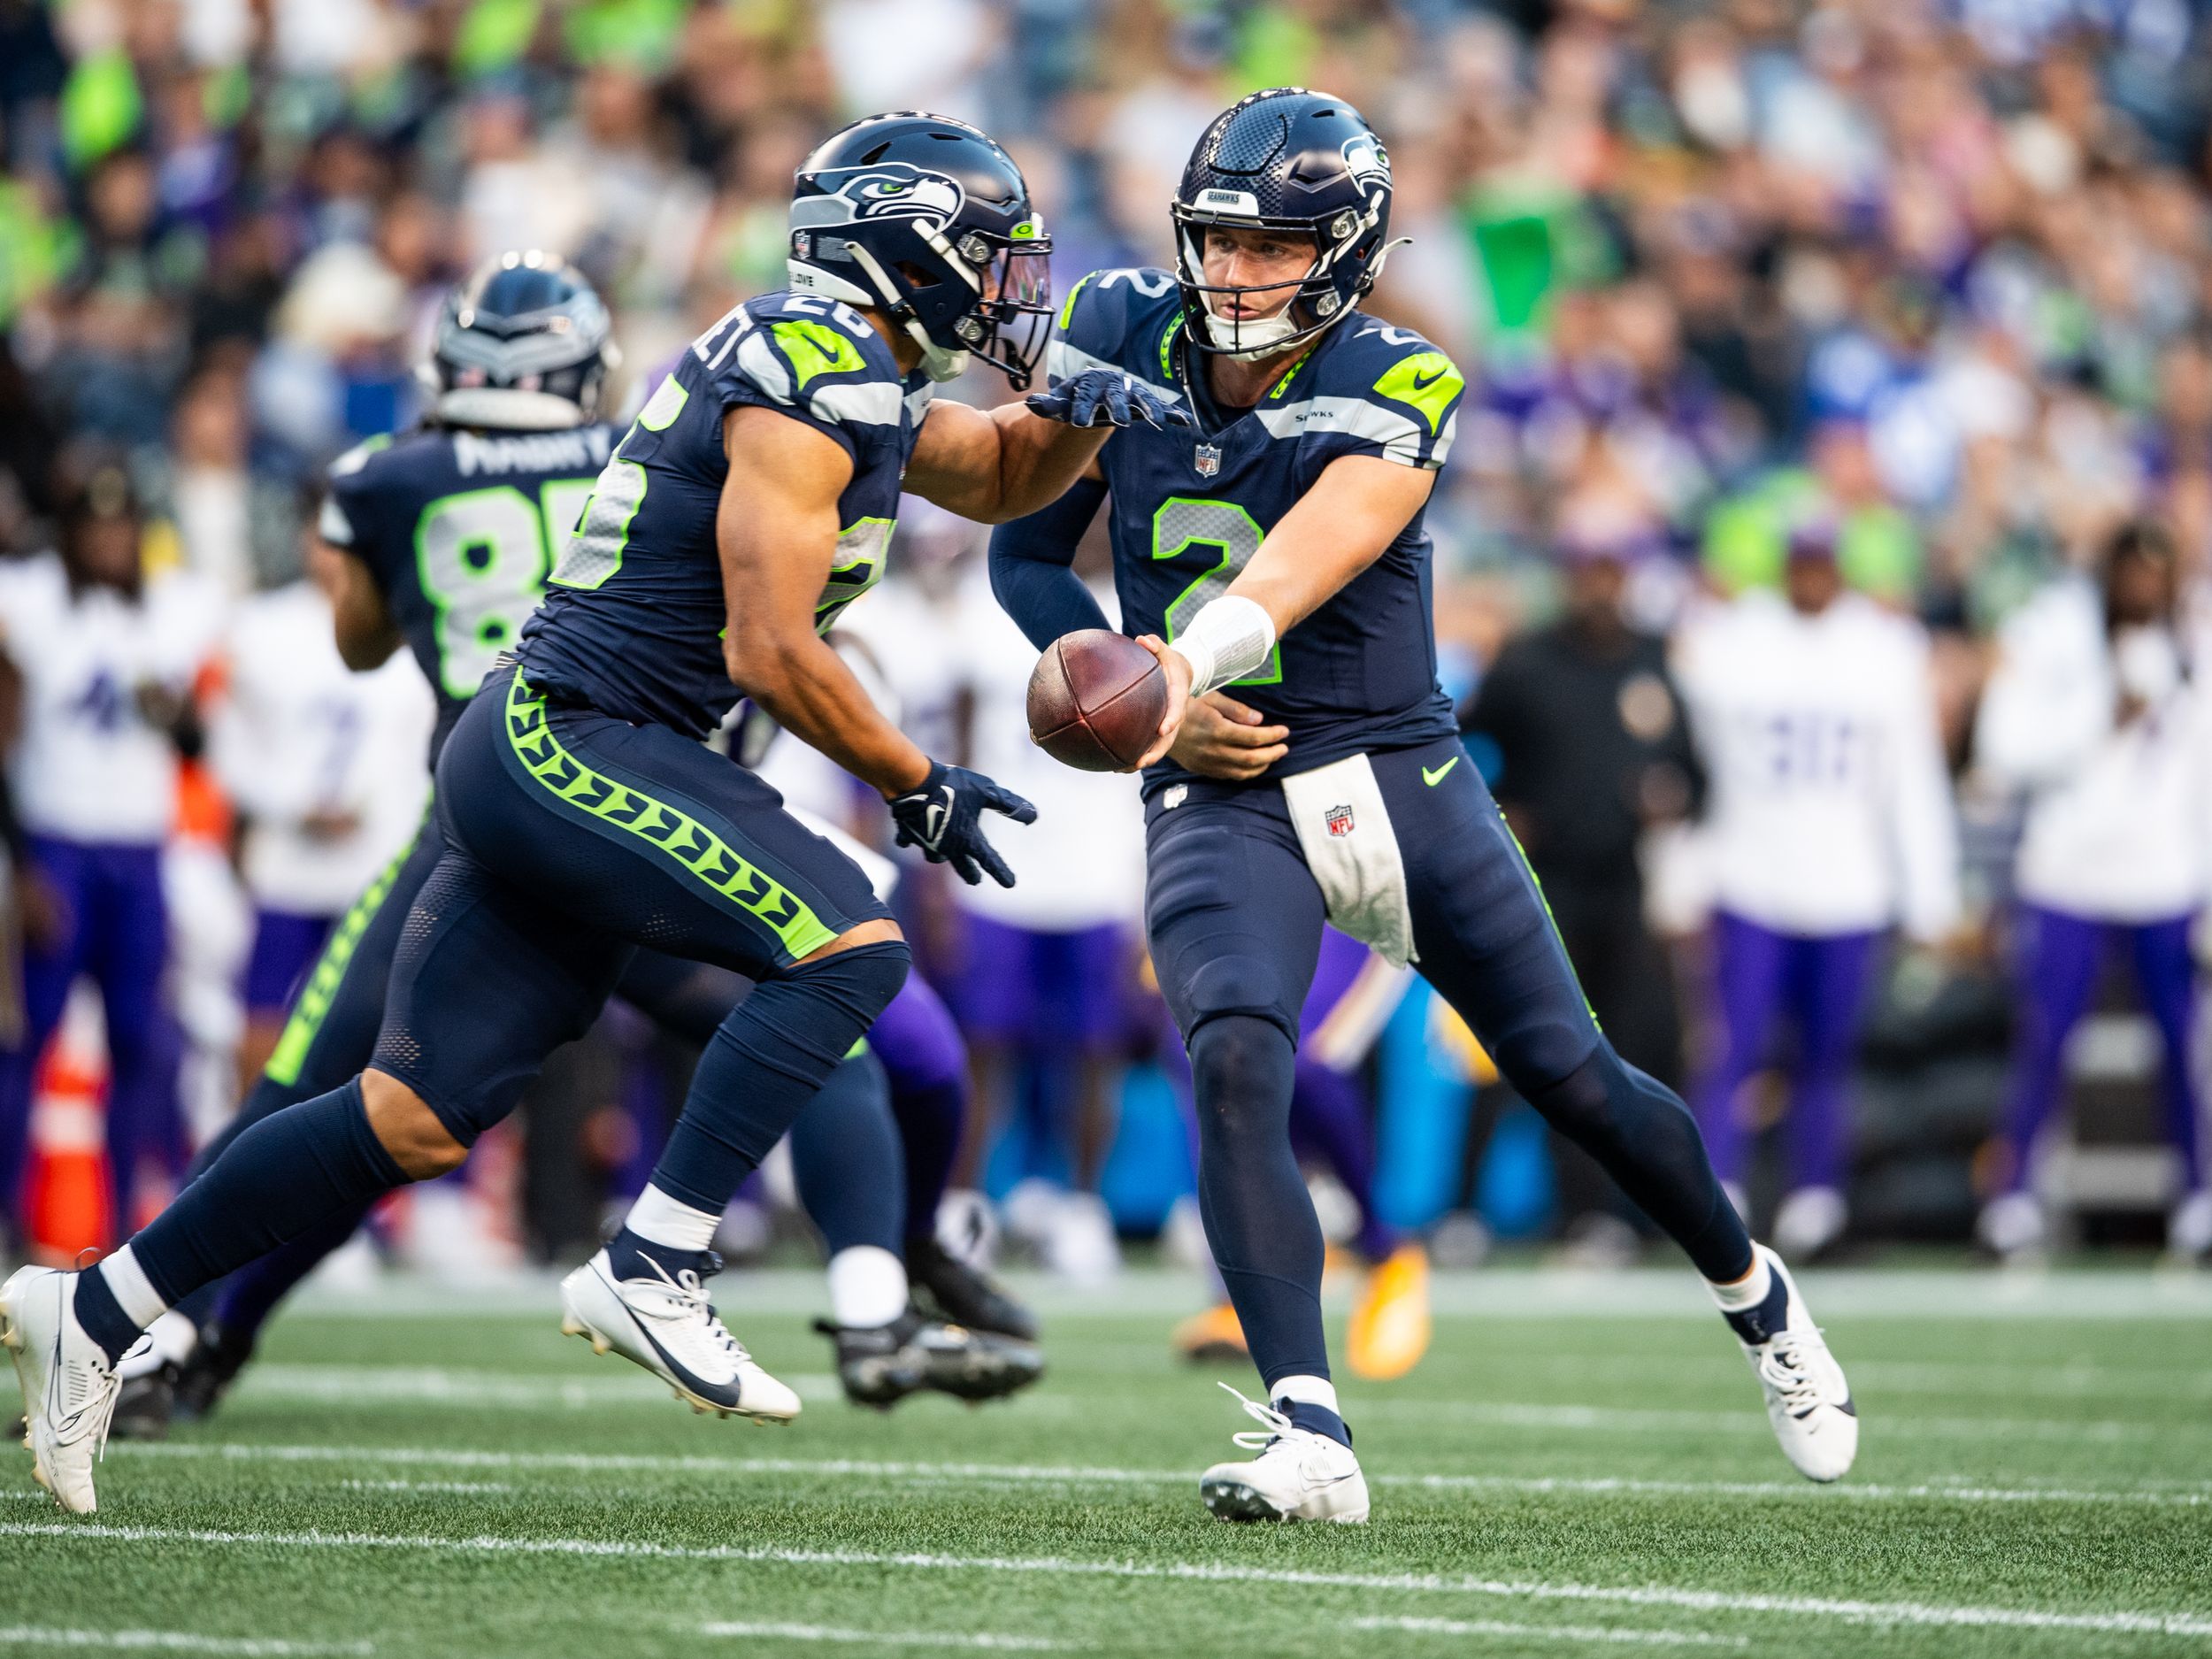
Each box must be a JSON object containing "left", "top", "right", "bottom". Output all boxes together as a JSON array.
[
  {"left": 0, "top": 457, "right": 220, "bottom": 1242},
  {"left": 948, "top": 550, "right": 1145, "bottom": 1280},
  {"left": 1677, "top": 516, "right": 1961, "bottom": 1257},
  {"left": 211, "top": 534, "right": 434, "bottom": 1084},
  {"left": 1975, "top": 520, "right": 2212, "bottom": 1264}
]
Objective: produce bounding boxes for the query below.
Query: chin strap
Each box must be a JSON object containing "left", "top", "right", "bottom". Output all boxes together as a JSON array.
[{"left": 846, "top": 238, "right": 975, "bottom": 383}]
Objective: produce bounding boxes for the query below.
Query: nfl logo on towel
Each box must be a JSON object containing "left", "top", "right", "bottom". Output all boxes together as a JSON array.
[
  {"left": 1325, "top": 803, "right": 1355, "bottom": 837},
  {"left": 1194, "top": 442, "right": 1221, "bottom": 478}
]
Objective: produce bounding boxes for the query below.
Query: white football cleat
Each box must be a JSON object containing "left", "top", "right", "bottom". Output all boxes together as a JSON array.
[
  {"left": 559, "top": 1248, "right": 800, "bottom": 1424},
  {"left": 2166, "top": 1189, "right": 2212, "bottom": 1266},
  {"left": 0, "top": 1266, "right": 123, "bottom": 1513},
  {"left": 1771, "top": 1185, "right": 1847, "bottom": 1261},
  {"left": 1198, "top": 1385, "right": 1369, "bottom": 1524},
  {"left": 1978, "top": 1191, "right": 2047, "bottom": 1264},
  {"left": 1718, "top": 1244, "right": 1856, "bottom": 1483}
]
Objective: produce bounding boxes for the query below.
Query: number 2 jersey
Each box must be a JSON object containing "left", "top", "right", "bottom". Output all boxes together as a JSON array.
[
  {"left": 320, "top": 422, "right": 616, "bottom": 764},
  {"left": 518, "top": 291, "right": 933, "bottom": 739},
  {"left": 1051, "top": 267, "right": 1467, "bottom": 784}
]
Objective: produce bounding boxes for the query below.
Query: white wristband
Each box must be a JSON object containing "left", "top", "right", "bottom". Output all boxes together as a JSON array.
[{"left": 1171, "top": 595, "right": 1276, "bottom": 697}]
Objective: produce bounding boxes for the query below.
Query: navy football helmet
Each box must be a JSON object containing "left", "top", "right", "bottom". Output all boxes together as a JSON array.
[
  {"left": 787, "top": 111, "right": 1052, "bottom": 388},
  {"left": 424, "top": 251, "right": 618, "bottom": 431},
  {"left": 1172, "top": 88, "right": 1398, "bottom": 360}
]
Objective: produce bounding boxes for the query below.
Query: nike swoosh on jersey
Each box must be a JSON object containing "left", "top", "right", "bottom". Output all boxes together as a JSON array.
[
  {"left": 1411, "top": 368, "right": 1448, "bottom": 392},
  {"left": 1421, "top": 756, "right": 1461, "bottom": 787}
]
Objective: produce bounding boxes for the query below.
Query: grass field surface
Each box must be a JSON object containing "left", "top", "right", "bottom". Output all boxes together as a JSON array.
[{"left": 4, "top": 1266, "right": 2210, "bottom": 1658}]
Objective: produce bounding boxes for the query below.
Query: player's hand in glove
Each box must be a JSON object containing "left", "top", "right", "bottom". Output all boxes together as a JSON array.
[
  {"left": 889, "top": 761, "right": 1039, "bottom": 888},
  {"left": 1027, "top": 367, "right": 1195, "bottom": 431}
]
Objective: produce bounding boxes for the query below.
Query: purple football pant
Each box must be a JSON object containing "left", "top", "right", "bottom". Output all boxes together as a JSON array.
[
  {"left": 1693, "top": 910, "right": 1878, "bottom": 1191},
  {"left": 1998, "top": 903, "right": 2202, "bottom": 1194},
  {"left": 0, "top": 836, "right": 182, "bottom": 1237},
  {"left": 868, "top": 969, "right": 969, "bottom": 1244},
  {"left": 242, "top": 909, "right": 337, "bottom": 1018},
  {"left": 956, "top": 913, "right": 1128, "bottom": 1053}
]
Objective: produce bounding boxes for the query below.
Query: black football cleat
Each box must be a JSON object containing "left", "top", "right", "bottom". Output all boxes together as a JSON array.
[
  {"left": 171, "top": 1321, "right": 256, "bottom": 1425},
  {"left": 905, "top": 1237, "right": 1038, "bottom": 1341},
  {"left": 108, "top": 1363, "right": 178, "bottom": 1442},
  {"left": 817, "top": 1309, "right": 1043, "bottom": 1409}
]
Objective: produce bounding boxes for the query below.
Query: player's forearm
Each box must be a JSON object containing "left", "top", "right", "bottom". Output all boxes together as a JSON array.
[
  {"left": 979, "top": 403, "right": 1110, "bottom": 524},
  {"left": 987, "top": 476, "right": 1110, "bottom": 650},
  {"left": 727, "top": 630, "right": 930, "bottom": 798}
]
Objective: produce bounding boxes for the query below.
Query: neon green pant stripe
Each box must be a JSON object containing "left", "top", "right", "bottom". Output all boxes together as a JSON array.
[
  {"left": 262, "top": 827, "right": 421, "bottom": 1087},
  {"left": 503, "top": 673, "right": 836, "bottom": 961},
  {"left": 1499, "top": 809, "right": 1604, "bottom": 1033}
]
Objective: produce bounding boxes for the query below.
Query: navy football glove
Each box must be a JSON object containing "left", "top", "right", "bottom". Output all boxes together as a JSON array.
[
  {"left": 1026, "top": 367, "right": 1195, "bottom": 431},
  {"left": 890, "top": 760, "right": 1038, "bottom": 888}
]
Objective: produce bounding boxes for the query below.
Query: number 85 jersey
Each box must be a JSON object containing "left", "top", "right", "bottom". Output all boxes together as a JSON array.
[
  {"left": 320, "top": 422, "right": 617, "bottom": 764},
  {"left": 1055, "top": 267, "right": 1467, "bottom": 783}
]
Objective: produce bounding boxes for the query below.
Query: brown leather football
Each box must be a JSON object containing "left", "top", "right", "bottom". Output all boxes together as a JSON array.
[{"left": 1025, "top": 629, "right": 1170, "bottom": 772}]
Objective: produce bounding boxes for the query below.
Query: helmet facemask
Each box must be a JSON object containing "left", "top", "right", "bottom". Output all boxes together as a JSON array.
[{"left": 1171, "top": 192, "right": 1387, "bottom": 361}]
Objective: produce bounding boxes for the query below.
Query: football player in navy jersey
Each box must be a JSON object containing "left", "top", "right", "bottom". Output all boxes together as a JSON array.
[
  {"left": 989, "top": 88, "right": 1857, "bottom": 1524},
  {"left": 6, "top": 111, "right": 1185, "bottom": 1514},
  {"left": 88, "top": 252, "right": 1041, "bottom": 1440}
]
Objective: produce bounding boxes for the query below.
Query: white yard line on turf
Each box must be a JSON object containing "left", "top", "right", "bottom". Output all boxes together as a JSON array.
[
  {"left": 220, "top": 1363, "right": 2194, "bottom": 1441},
  {"left": 1351, "top": 1616, "right": 1745, "bottom": 1647},
  {"left": 338, "top": 1479, "right": 515, "bottom": 1495},
  {"left": 0, "top": 1630, "right": 371, "bottom": 1655},
  {"left": 283, "top": 1265, "right": 2212, "bottom": 1322},
  {"left": 701, "top": 1622, "right": 1071, "bottom": 1649},
  {"left": 111, "top": 1442, "right": 2212, "bottom": 1509},
  {"left": 1355, "top": 1397, "right": 2204, "bottom": 1443},
  {"left": 4, "top": 1521, "right": 2209, "bottom": 1640}
]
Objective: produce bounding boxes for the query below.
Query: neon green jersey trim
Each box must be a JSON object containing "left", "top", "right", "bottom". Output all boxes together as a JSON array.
[
  {"left": 772, "top": 319, "right": 867, "bottom": 388},
  {"left": 1057, "top": 272, "right": 1096, "bottom": 333},
  {"left": 503, "top": 674, "right": 836, "bottom": 961},
  {"left": 1372, "top": 351, "right": 1464, "bottom": 434}
]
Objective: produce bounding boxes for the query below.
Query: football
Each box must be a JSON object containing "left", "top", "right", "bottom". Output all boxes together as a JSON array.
[{"left": 1026, "top": 629, "right": 1171, "bottom": 772}]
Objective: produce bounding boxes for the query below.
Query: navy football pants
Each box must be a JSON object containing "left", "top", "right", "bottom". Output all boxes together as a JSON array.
[
  {"left": 1146, "top": 735, "right": 1751, "bottom": 1394},
  {"left": 175, "top": 665, "right": 898, "bottom": 1329}
]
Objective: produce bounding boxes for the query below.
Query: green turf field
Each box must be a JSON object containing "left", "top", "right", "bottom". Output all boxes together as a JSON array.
[{"left": 4, "top": 1266, "right": 2211, "bottom": 1658}]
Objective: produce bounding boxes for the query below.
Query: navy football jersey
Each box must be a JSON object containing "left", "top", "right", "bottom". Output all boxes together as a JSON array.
[
  {"left": 1051, "top": 268, "right": 1466, "bottom": 782},
  {"left": 518, "top": 292, "right": 932, "bottom": 738},
  {"left": 321, "top": 423, "right": 617, "bottom": 762}
]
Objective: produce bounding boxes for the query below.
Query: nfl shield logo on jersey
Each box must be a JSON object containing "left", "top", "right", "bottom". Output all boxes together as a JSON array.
[
  {"left": 1194, "top": 442, "right": 1221, "bottom": 479},
  {"left": 1325, "top": 803, "right": 1355, "bottom": 838}
]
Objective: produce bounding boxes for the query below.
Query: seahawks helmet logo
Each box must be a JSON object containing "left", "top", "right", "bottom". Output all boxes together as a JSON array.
[
  {"left": 823, "top": 165, "right": 965, "bottom": 227},
  {"left": 1340, "top": 135, "right": 1391, "bottom": 185}
]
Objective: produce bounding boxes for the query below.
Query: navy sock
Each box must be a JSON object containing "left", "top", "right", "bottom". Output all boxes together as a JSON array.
[
  {"left": 787, "top": 1049, "right": 904, "bottom": 1256},
  {"left": 1188, "top": 1015, "right": 1330, "bottom": 1389},
  {"left": 72, "top": 1270, "right": 143, "bottom": 1364},
  {"left": 1721, "top": 1268, "right": 1792, "bottom": 1348},
  {"left": 605, "top": 1225, "right": 717, "bottom": 1283},
  {"left": 649, "top": 941, "right": 908, "bottom": 1216},
  {"left": 1283, "top": 1398, "right": 1353, "bottom": 1448},
  {"left": 124, "top": 1078, "right": 409, "bottom": 1310}
]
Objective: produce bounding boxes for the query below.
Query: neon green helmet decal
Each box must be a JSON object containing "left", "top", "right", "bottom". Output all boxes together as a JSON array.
[
  {"left": 772, "top": 319, "right": 867, "bottom": 388},
  {"left": 1373, "top": 351, "right": 1463, "bottom": 435}
]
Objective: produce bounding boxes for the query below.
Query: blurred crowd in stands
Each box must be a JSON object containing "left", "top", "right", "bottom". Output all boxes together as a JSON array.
[{"left": 3, "top": 0, "right": 2211, "bottom": 1277}]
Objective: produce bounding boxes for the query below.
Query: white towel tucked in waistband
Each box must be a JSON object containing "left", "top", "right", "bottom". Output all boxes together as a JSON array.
[{"left": 1279, "top": 753, "right": 1418, "bottom": 967}]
